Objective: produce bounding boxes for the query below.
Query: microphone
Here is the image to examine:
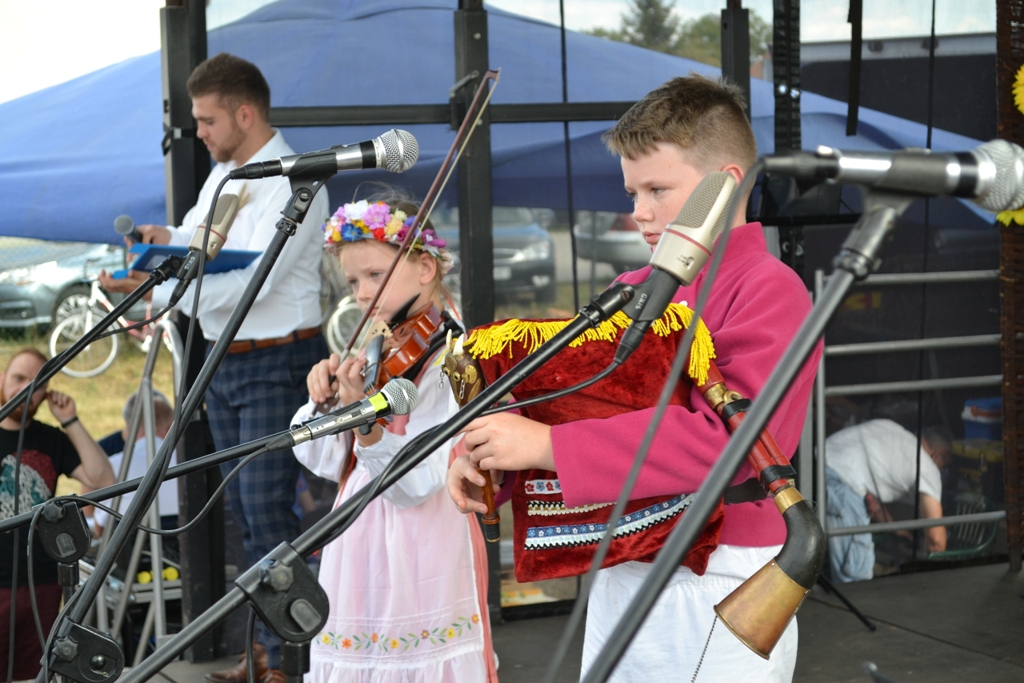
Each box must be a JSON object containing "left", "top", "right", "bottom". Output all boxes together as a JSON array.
[
  {"left": 168, "top": 193, "right": 241, "bottom": 306},
  {"left": 228, "top": 129, "right": 419, "bottom": 180},
  {"left": 114, "top": 215, "right": 143, "bottom": 244},
  {"left": 616, "top": 172, "right": 737, "bottom": 364},
  {"left": 762, "top": 139, "right": 1024, "bottom": 212},
  {"left": 268, "top": 378, "right": 419, "bottom": 450}
]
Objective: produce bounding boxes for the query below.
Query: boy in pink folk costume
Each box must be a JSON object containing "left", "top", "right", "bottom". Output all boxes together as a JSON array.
[
  {"left": 292, "top": 197, "right": 496, "bottom": 683},
  {"left": 448, "top": 75, "right": 821, "bottom": 682}
]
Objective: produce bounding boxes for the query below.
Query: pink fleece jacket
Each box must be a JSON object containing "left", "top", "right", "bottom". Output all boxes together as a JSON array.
[{"left": 550, "top": 223, "right": 821, "bottom": 547}]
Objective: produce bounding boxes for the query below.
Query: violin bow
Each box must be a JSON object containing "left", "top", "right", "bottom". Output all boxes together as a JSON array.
[{"left": 341, "top": 68, "right": 502, "bottom": 358}]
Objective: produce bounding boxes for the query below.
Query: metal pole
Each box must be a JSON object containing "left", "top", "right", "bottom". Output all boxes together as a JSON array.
[
  {"left": 815, "top": 269, "right": 827, "bottom": 530},
  {"left": 141, "top": 380, "right": 168, "bottom": 644}
]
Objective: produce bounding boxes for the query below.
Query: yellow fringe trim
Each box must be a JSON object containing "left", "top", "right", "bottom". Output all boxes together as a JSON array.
[{"left": 463, "top": 303, "right": 715, "bottom": 386}]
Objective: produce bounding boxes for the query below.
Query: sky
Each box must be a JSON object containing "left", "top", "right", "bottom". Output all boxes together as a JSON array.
[{"left": 0, "top": 0, "right": 997, "bottom": 105}]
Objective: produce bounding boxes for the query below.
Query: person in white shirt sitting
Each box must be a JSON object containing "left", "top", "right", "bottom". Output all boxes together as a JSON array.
[
  {"left": 92, "top": 390, "right": 178, "bottom": 540},
  {"left": 825, "top": 419, "right": 952, "bottom": 582}
]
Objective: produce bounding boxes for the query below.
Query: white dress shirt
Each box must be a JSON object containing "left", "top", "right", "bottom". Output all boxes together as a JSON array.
[
  {"left": 151, "top": 129, "right": 330, "bottom": 341},
  {"left": 826, "top": 419, "right": 943, "bottom": 503}
]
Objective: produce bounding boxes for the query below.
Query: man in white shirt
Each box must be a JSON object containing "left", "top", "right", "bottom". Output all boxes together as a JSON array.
[
  {"left": 825, "top": 419, "right": 952, "bottom": 582},
  {"left": 100, "top": 53, "right": 330, "bottom": 683}
]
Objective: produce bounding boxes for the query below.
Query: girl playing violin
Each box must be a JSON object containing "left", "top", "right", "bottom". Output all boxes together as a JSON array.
[{"left": 291, "top": 194, "right": 497, "bottom": 683}]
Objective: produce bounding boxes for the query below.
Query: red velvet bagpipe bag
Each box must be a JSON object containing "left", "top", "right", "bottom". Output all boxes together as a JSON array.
[{"left": 448, "top": 305, "right": 724, "bottom": 582}]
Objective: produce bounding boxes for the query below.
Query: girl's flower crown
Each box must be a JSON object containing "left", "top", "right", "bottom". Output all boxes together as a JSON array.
[{"left": 323, "top": 200, "right": 452, "bottom": 272}]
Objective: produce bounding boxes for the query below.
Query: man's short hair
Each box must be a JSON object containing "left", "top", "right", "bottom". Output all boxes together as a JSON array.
[
  {"left": 603, "top": 74, "right": 757, "bottom": 172},
  {"left": 186, "top": 52, "right": 271, "bottom": 120},
  {"left": 4, "top": 347, "right": 47, "bottom": 373},
  {"left": 122, "top": 389, "right": 173, "bottom": 431}
]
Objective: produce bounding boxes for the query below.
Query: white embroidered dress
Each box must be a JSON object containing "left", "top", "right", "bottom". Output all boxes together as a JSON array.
[{"left": 291, "top": 352, "right": 491, "bottom": 683}]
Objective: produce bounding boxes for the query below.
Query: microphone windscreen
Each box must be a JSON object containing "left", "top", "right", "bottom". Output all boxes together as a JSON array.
[
  {"left": 975, "top": 139, "right": 1024, "bottom": 212},
  {"left": 188, "top": 194, "right": 239, "bottom": 259},
  {"left": 381, "top": 377, "right": 419, "bottom": 415},
  {"left": 379, "top": 129, "right": 419, "bottom": 173},
  {"left": 114, "top": 215, "right": 139, "bottom": 240},
  {"left": 673, "top": 172, "right": 734, "bottom": 242}
]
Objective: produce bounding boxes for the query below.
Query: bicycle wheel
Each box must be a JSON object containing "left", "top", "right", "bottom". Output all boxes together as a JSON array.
[{"left": 49, "top": 312, "right": 120, "bottom": 378}]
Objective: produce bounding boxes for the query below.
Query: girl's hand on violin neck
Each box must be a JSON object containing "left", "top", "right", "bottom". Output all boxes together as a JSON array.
[
  {"left": 307, "top": 354, "right": 342, "bottom": 405},
  {"left": 334, "top": 356, "right": 370, "bottom": 405},
  {"left": 306, "top": 353, "right": 368, "bottom": 406},
  {"left": 447, "top": 455, "right": 500, "bottom": 515}
]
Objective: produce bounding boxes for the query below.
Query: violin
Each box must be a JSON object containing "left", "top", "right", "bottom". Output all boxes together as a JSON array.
[
  {"left": 360, "top": 297, "right": 501, "bottom": 540},
  {"left": 361, "top": 297, "right": 454, "bottom": 393}
]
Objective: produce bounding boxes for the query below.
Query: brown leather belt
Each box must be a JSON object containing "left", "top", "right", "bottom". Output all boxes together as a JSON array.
[{"left": 223, "top": 327, "right": 321, "bottom": 355}]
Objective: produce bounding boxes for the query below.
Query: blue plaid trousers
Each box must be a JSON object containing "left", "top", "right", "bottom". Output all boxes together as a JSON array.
[{"left": 205, "top": 333, "right": 328, "bottom": 667}]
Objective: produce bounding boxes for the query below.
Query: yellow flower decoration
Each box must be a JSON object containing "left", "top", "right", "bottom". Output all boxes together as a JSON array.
[
  {"left": 321, "top": 634, "right": 330, "bottom": 644},
  {"left": 997, "top": 208, "right": 1024, "bottom": 227},
  {"left": 390, "top": 638, "right": 400, "bottom": 649},
  {"left": 446, "top": 628, "right": 456, "bottom": 639},
  {"left": 1014, "top": 64, "right": 1024, "bottom": 116}
]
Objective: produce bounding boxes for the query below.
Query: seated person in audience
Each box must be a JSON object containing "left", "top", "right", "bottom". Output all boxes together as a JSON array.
[
  {"left": 825, "top": 419, "right": 952, "bottom": 582},
  {"left": 1, "top": 348, "right": 114, "bottom": 680},
  {"left": 92, "top": 390, "right": 177, "bottom": 535},
  {"left": 91, "top": 391, "right": 180, "bottom": 568}
]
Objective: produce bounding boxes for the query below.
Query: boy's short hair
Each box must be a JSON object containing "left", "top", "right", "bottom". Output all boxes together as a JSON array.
[
  {"left": 604, "top": 74, "right": 757, "bottom": 172},
  {"left": 187, "top": 52, "right": 271, "bottom": 120}
]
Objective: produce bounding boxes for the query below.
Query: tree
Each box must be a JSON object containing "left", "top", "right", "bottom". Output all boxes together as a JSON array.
[
  {"left": 673, "top": 13, "right": 722, "bottom": 66},
  {"left": 622, "top": 0, "right": 680, "bottom": 53},
  {"left": 674, "top": 11, "right": 774, "bottom": 67},
  {"left": 585, "top": 4, "right": 773, "bottom": 69}
]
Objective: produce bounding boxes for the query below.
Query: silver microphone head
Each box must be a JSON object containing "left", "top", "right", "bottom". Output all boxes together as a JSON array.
[
  {"left": 375, "top": 129, "right": 419, "bottom": 173},
  {"left": 114, "top": 215, "right": 135, "bottom": 236},
  {"left": 973, "top": 139, "right": 1024, "bottom": 212},
  {"left": 380, "top": 377, "right": 419, "bottom": 415}
]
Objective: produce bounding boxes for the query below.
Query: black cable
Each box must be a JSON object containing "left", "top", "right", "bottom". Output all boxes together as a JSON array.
[
  {"left": 245, "top": 609, "right": 257, "bottom": 683},
  {"left": 70, "top": 444, "right": 271, "bottom": 537},
  {"left": 93, "top": 303, "right": 175, "bottom": 341},
  {"left": 174, "top": 174, "right": 231, "bottom": 431},
  {"left": 559, "top": 0, "right": 580, "bottom": 312},
  {"left": 480, "top": 359, "right": 620, "bottom": 417},
  {"left": 7, "top": 361, "right": 46, "bottom": 683},
  {"left": 911, "top": 0, "right": 939, "bottom": 564},
  {"left": 25, "top": 506, "right": 47, "bottom": 652},
  {"left": 543, "top": 162, "right": 764, "bottom": 683}
]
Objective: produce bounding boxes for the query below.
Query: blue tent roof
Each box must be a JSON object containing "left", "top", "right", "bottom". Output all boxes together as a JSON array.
[{"left": 0, "top": 0, "right": 994, "bottom": 244}]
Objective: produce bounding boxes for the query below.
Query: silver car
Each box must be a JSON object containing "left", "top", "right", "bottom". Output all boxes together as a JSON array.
[
  {"left": 0, "top": 240, "right": 127, "bottom": 330},
  {"left": 572, "top": 211, "right": 650, "bottom": 274}
]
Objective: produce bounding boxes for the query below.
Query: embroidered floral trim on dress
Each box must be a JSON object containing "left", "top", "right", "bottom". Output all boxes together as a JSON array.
[
  {"left": 524, "top": 494, "right": 694, "bottom": 550},
  {"left": 527, "top": 500, "right": 613, "bottom": 516},
  {"left": 316, "top": 614, "right": 481, "bottom": 654},
  {"left": 524, "top": 478, "right": 562, "bottom": 495}
]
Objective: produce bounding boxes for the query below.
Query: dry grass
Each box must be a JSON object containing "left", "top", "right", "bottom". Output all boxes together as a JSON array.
[{"left": 1, "top": 331, "right": 177, "bottom": 438}]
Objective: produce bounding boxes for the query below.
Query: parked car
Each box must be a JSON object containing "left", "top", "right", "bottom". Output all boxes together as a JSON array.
[
  {"left": 434, "top": 206, "right": 556, "bottom": 302},
  {"left": 0, "top": 241, "right": 128, "bottom": 331},
  {"left": 572, "top": 211, "right": 651, "bottom": 274}
]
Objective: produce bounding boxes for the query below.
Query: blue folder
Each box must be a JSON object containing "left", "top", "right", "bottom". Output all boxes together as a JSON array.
[{"left": 111, "top": 244, "right": 261, "bottom": 279}]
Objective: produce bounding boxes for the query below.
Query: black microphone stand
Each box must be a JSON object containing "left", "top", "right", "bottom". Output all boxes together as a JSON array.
[
  {"left": 581, "top": 190, "right": 920, "bottom": 682},
  {"left": 38, "top": 172, "right": 331, "bottom": 683},
  {"left": 115, "top": 283, "right": 637, "bottom": 683}
]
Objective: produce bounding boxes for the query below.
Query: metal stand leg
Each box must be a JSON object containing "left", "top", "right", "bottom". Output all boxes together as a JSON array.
[
  {"left": 816, "top": 573, "right": 876, "bottom": 631},
  {"left": 58, "top": 562, "right": 79, "bottom": 605}
]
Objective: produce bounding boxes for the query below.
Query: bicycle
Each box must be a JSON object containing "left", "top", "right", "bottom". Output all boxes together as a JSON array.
[{"left": 48, "top": 279, "right": 167, "bottom": 378}]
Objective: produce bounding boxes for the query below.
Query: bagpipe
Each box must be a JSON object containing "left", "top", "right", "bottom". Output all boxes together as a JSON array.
[{"left": 442, "top": 302, "right": 825, "bottom": 658}]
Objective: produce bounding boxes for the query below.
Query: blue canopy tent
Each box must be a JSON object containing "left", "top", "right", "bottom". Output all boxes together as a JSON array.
[{"left": 0, "top": 0, "right": 995, "bottom": 244}]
